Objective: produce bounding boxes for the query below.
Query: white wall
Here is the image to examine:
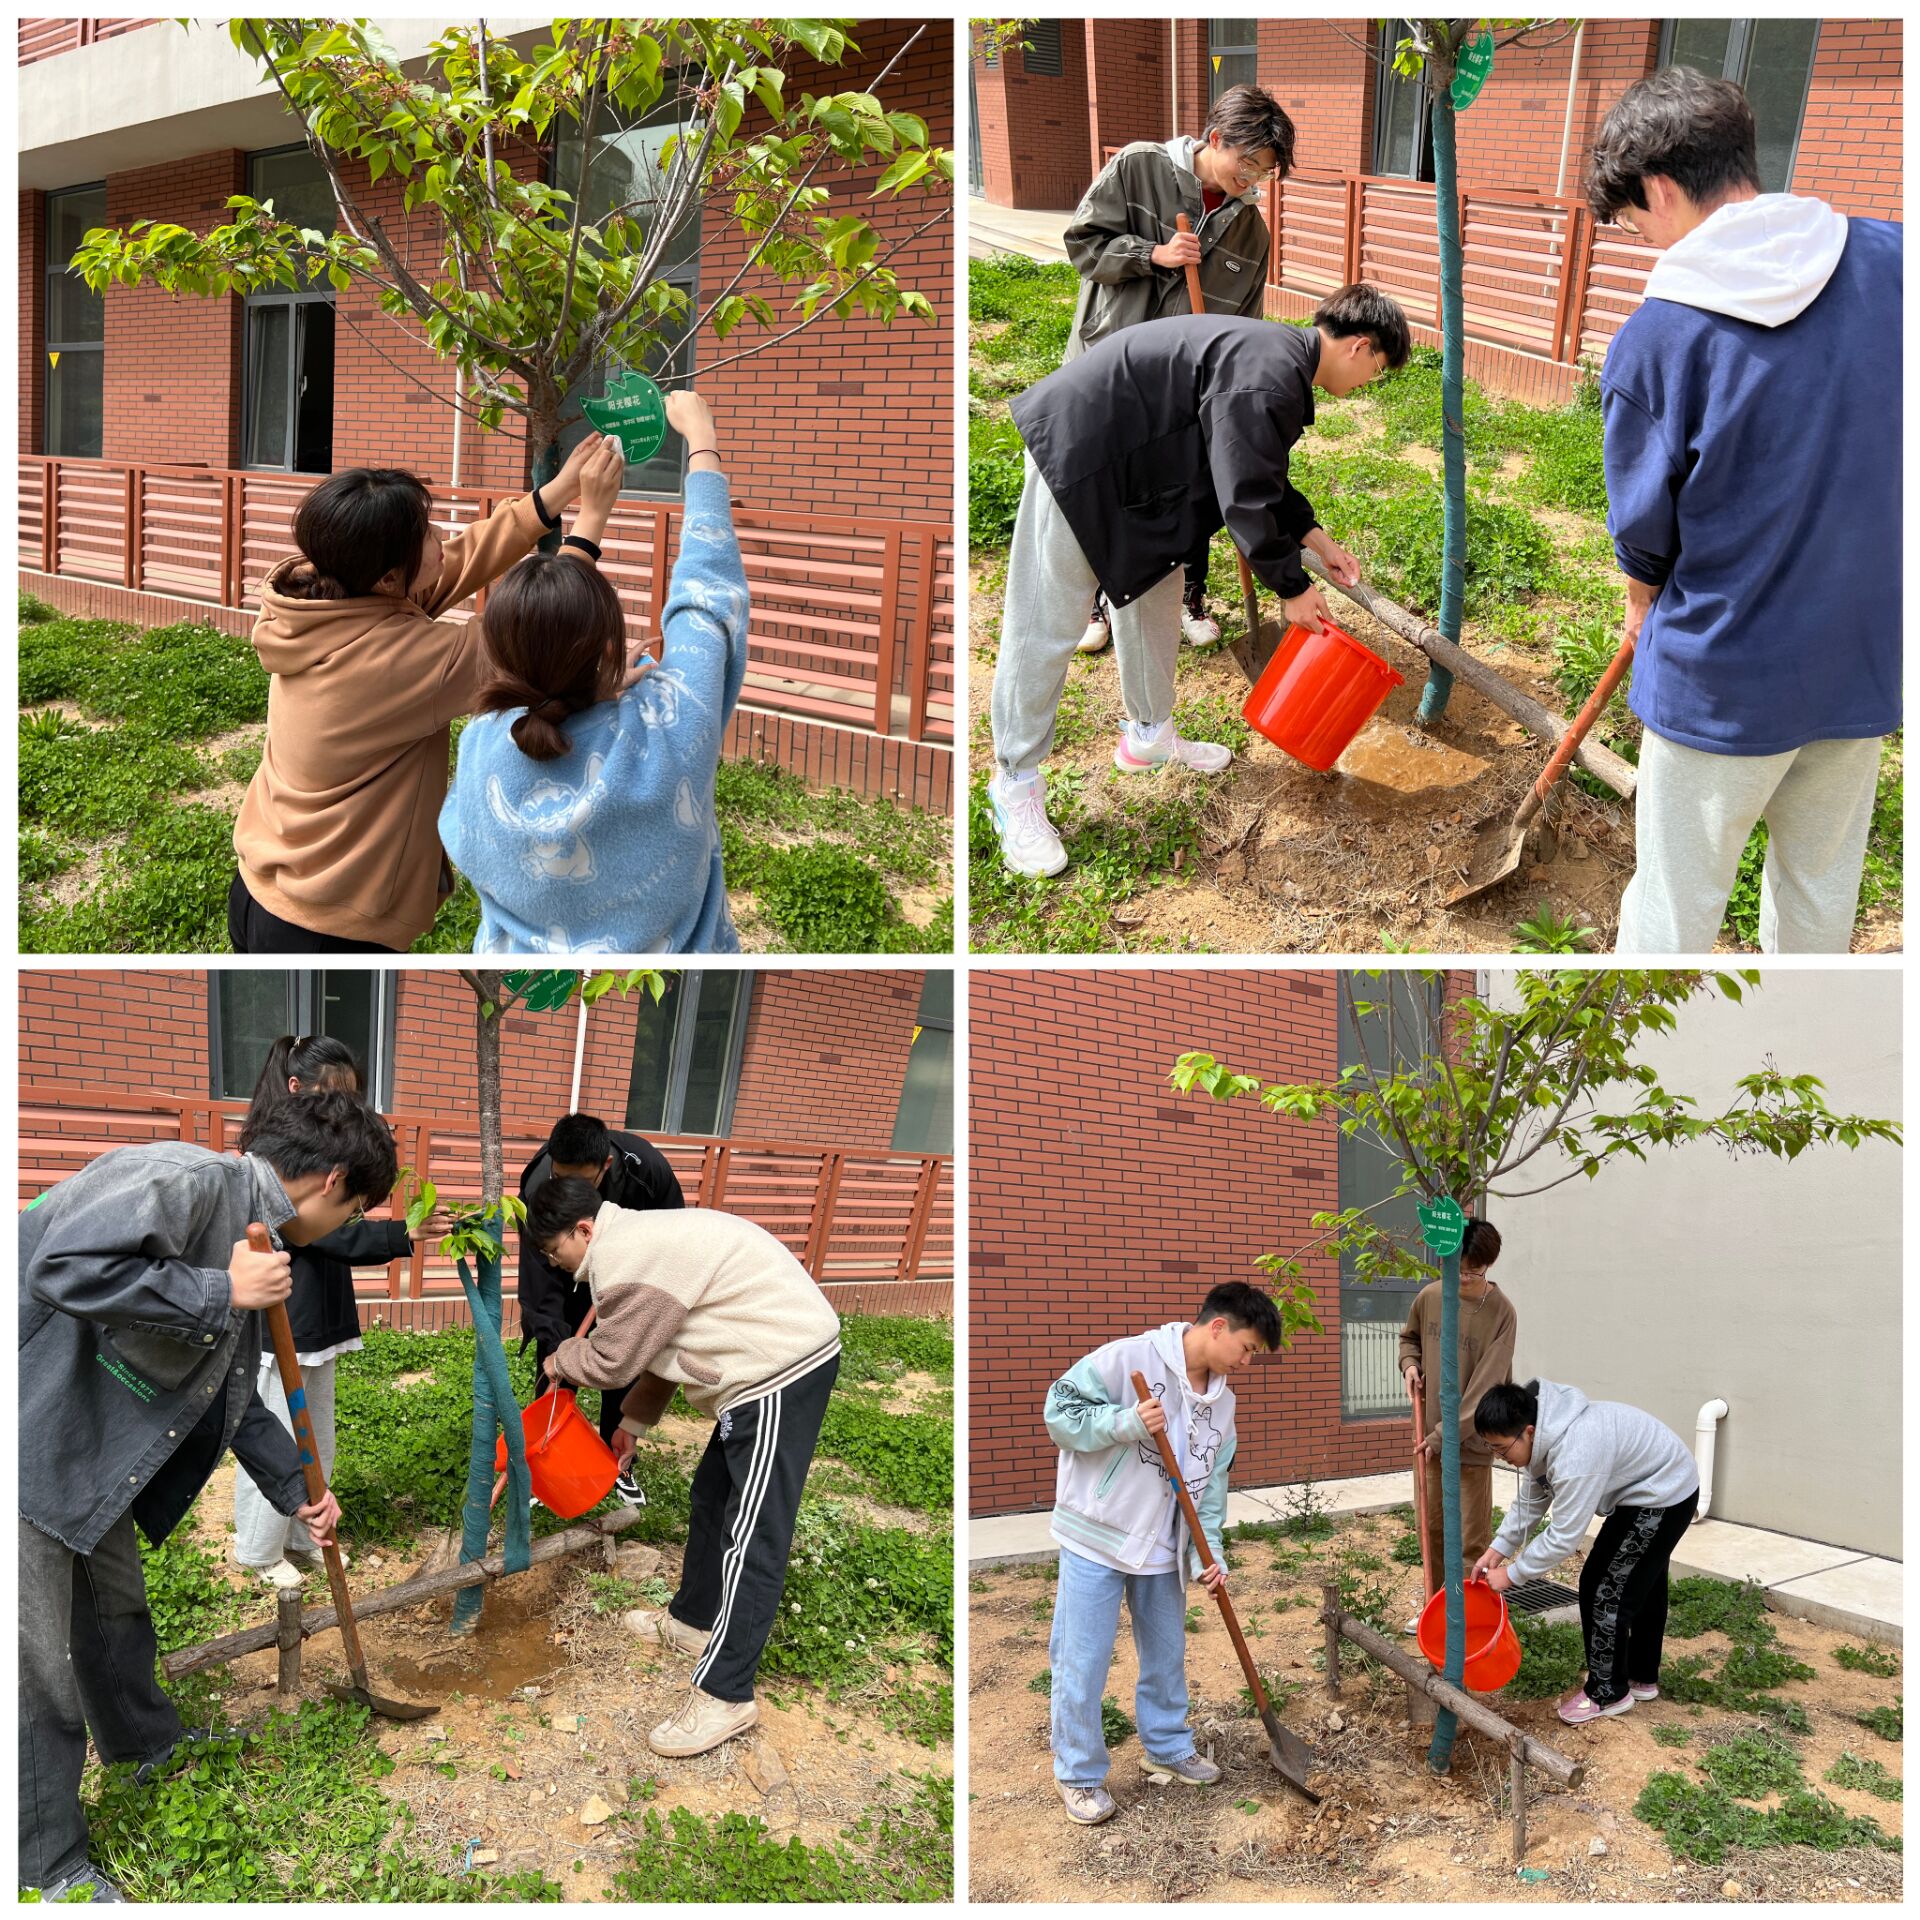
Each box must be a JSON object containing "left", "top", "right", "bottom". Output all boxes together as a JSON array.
[{"left": 1480, "top": 969, "right": 1901, "bottom": 1558}]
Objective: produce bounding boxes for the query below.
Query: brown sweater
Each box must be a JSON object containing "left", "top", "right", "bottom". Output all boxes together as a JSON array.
[
  {"left": 232, "top": 491, "right": 549, "bottom": 949},
  {"left": 1397, "top": 1280, "right": 1517, "bottom": 1467}
]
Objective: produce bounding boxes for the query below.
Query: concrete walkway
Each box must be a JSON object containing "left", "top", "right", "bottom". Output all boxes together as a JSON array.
[
  {"left": 967, "top": 194, "right": 1073, "bottom": 262},
  {"left": 971, "top": 1465, "right": 1903, "bottom": 1643}
]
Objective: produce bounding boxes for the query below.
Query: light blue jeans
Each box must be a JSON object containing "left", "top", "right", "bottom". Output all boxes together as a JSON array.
[{"left": 1048, "top": 1546, "right": 1193, "bottom": 1786}]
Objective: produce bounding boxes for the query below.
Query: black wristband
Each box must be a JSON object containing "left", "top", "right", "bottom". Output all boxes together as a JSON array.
[
  {"left": 533, "top": 488, "right": 562, "bottom": 531},
  {"left": 561, "top": 533, "right": 603, "bottom": 562}
]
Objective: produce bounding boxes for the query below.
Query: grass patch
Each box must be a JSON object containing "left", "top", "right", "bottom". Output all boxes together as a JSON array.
[
  {"left": 1826, "top": 1751, "right": 1902, "bottom": 1803},
  {"left": 20, "top": 718, "right": 213, "bottom": 838},
  {"left": 816, "top": 1394, "right": 953, "bottom": 1512},
  {"left": 1652, "top": 1724, "right": 1694, "bottom": 1749},
  {"left": 1506, "top": 1615, "right": 1587, "bottom": 1702},
  {"left": 1834, "top": 1641, "right": 1900, "bottom": 1678},
  {"left": 1698, "top": 1728, "right": 1803, "bottom": 1800},
  {"left": 1857, "top": 1699, "right": 1902, "bottom": 1742}
]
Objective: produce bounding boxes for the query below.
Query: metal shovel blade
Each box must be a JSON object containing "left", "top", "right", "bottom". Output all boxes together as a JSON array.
[
  {"left": 1230, "top": 613, "right": 1287, "bottom": 686},
  {"left": 1261, "top": 1705, "right": 1322, "bottom": 1802},
  {"left": 1444, "top": 807, "right": 1530, "bottom": 907},
  {"left": 326, "top": 1679, "right": 439, "bottom": 1722}
]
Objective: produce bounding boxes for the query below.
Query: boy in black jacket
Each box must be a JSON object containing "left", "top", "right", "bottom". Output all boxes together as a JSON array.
[{"left": 986, "top": 284, "right": 1410, "bottom": 881}]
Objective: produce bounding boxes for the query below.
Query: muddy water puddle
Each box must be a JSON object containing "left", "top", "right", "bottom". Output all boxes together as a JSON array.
[
  {"left": 382, "top": 1580, "right": 566, "bottom": 1703},
  {"left": 1333, "top": 718, "right": 1490, "bottom": 800}
]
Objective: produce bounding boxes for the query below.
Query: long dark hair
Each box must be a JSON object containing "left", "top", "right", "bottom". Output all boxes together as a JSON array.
[
  {"left": 477, "top": 550, "right": 631, "bottom": 762},
  {"left": 280, "top": 468, "right": 434, "bottom": 600},
  {"left": 239, "top": 1034, "right": 365, "bottom": 1152}
]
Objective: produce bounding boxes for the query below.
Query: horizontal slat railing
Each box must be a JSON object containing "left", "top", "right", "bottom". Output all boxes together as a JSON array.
[
  {"left": 20, "top": 18, "right": 161, "bottom": 63},
  {"left": 19, "top": 460, "right": 953, "bottom": 747},
  {"left": 18, "top": 1088, "right": 953, "bottom": 1300},
  {"left": 1272, "top": 171, "right": 1657, "bottom": 371}
]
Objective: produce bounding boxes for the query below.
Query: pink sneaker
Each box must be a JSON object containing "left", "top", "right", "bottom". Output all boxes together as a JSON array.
[
  {"left": 1629, "top": 1682, "right": 1660, "bottom": 1702},
  {"left": 1558, "top": 1688, "right": 1635, "bottom": 1725}
]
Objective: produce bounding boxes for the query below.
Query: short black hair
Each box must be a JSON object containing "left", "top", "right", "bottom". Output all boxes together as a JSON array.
[
  {"left": 1315, "top": 283, "right": 1412, "bottom": 369},
  {"left": 1461, "top": 1217, "right": 1502, "bottom": 1269},
  {"left": 1202, "top": 83, "right": 1296, "bottom": 181},
  {"left": 529, "top": 1175, "right": 607, "bottom": 1249},
  {"left": 1196, "top": 1282, "right": 1283, "bottom": 1352},
  {"left": 1473, "top": 1379, "right": 1540, "bottom": 1439},
  {"left": 547, "top": 1114, "right": 612, "bottom": 1168},
  {"left": 243, "top": 1088, "right": 397, "bottom": 1209},
  {"left": 1586, "top": 67, "right": 1762, "bottom": 225},
  {"left": 290, "top": 467, "right": 433, "bottom": 598}
]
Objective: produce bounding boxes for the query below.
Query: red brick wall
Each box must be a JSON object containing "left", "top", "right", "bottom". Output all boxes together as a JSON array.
[
  {"left": 1256, "top": 22, "right": 1374, "bottom": 176},
  {"left": 970, "top": 25, "right": 1013, "bottom": 205},
  {"left": 730, "top": 968, "right": 925, "bottom": 1148},
  {"left": 101, "top": 151, "right": 245, "bottom": 466},
  {"left": 1794, "top": 19, "right": 1903, "bottom": 220},
  {"left": 20, "top": 189, "right": 46, "bottom": 455},
  {"left": 969, "top": 21, "right": 1094, "bottom": 208},
  {"left": 1086, "top": 20, "right": 1172, "bottom": 169},
  {"left": 20, "top": 969, "right": 210, "bottom": 1089}
]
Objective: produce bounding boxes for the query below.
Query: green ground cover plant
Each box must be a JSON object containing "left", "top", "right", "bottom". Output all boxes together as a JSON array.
[
  {"left": 1834, "top": 1641, "right": 1900, "bottom": 1678},
  {"left": 19, "top": 601, "right": 951, "bottom": 955}
]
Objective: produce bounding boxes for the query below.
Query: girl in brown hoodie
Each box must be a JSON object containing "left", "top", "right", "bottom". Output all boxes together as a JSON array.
[{"left": 231, "top": 432, "right": 619, "bottom": 952}]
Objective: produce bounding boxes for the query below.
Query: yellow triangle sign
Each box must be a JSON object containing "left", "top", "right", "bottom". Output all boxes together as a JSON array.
[
  {"left": 1211, "top": 54, "right": 1221, "bottom": 72},
  {"left": 48, "top": 350, "right": 60, "bottom": 369}
]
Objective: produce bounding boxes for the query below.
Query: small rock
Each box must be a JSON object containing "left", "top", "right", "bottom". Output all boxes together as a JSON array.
[
  {"left": 553, "top": 1714, "right": 582, "bottom": 1733},
  {"left": 615, "top": 1543, "right": 665, "bottom": 1579},
  {"left": 1588, "top": 1838, "right": 1608, "bottom": 1858},
  {"left": 742, "top": 1740, "right": 790, "bottom": 1795},
  {"left": 1568, "top": 839, "right": 1590, "bottom": 862},
  {"left": 1722, "top": 1882, "right": 1742, "bottom": 1900},
  {"left": 528, "top": 1790, "right": 544, "bottom": 1809},
  {"left": 578, "top": 1794, "right": 614, "bottom": 1828},
  {"left": 471, "top": 1849, "right": 499, "bottom": 1866},
  {"left": 426, "top": 1727, "right": 449, "bottom": 1743},
  {"left": 1328, "top": 1711, "right": 1345, "bottom": 1733}
]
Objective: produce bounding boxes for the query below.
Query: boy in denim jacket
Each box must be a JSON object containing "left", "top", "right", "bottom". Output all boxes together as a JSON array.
[{"left": 1042, "top": 1282, "right": 1280, "bottom": 1824}]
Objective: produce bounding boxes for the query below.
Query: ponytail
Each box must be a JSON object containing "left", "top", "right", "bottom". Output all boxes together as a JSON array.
[
  {"left": 477, "top": 550, "right": 629, "bottom": 763},
  {"left": 239, "top": 1033, "right": 365, "bottom": 1152}
]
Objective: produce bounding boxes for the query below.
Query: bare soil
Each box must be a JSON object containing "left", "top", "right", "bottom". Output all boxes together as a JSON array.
[{"left": 968, "top": 1510, "right": 1901, "bottom": 1904}]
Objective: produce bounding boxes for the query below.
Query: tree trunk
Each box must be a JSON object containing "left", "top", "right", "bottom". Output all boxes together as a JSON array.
[
  {"left": 528, "top": 393, "right": 564, "bottom": 556},
  {"left": 1427, "top": 1240, "right": 1465, "bottom": 1770},
  {"left": 1416, "top": 66, "right": 1467, "bottom": 725}
]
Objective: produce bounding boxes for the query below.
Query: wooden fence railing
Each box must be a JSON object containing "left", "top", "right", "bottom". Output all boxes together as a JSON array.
[
  {"left": 18, "top": 1087, "right": 954, "bottom": 1294},
  {"left": 19, "top": 459, "right": 955, "bottom": 746},
  {"left": 1265, "top": 170, "right": 1656, "bottom": 370},
  {"left": 19, "top": 18, "right": 159, "bottom": 63}
]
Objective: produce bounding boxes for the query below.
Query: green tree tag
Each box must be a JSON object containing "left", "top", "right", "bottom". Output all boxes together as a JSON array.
[
  {"left": 1450, "top": 31, "right": 1495, "bottom": 112},
  {"left": 1417, "top": 1194, "right": 1466, "bottom": 1256},
  {"left": 581, "top": 371, "right": 667, "bottom": 464}
]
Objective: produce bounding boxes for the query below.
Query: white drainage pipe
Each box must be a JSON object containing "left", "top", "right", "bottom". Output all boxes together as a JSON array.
[{"left": 1694, "top": 1398, "right": 1729, "bottom": 1522}]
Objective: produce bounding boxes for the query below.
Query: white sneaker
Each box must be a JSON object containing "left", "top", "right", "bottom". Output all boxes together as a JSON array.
[
  {"left": 1113, "top": 720, "right": 1232, "bottom": 775},
  {"left": 648, "top": 1685, "right": 759, "bottom": 1757},
  {"left": 1180, "top": 607, "right": 1223, "bottom": 647},
  {"left": 1077, "top": 614, "right": 1112, "bottom": 653},
  {"left": 1057, "top": 1780, "right": 1118, "bottom": 1825},
  {"left": 256, "top": 1560, "right": 307, "bottom": 1592},
  {"left": 988, "top": 772, "right": 1069, "bottom": 877}
]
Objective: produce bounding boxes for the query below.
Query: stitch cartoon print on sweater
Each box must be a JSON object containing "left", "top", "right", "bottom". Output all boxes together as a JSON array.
[{"left": 486, "top": 754, "right": 610, "bottom": 882}]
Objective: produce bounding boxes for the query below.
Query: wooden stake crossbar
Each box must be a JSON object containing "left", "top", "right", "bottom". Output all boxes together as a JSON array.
[
  {"left": 164, "top": 1508, "right": 645, "bottom": 1681},
  {"left": 1321, "top": 1586, "right": 1584, "bottom": 1865},
  {"left": 1301, "top": 552, "right": 1640, "bottom": 802}
]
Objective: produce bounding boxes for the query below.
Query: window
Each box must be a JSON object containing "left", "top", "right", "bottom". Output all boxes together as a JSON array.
[
  {"left": 1337, "top": 973, "right": 1446, "bottom": 1418},
  {"left": 1209, "top": 20, "right": 1259, "bottom": 102},
  {"left": 45, "top": 185, "right": 107, "bottom": 457},
  {"left": 242, "top": 146, "right": 337, "bottom": 471},
  {"left": 210, "top": 971, "right": 397, "bottom": 1108},
  {"left": 892, "top": 972, "right": 955, "bottom": 1156},
  {"left": 1659, "top": 19, "right": 1820, "bottom": 193},
  {"left": 554, "top": 94, "right": 699, "bottom": 496},
  {"left": 1373, "top": 22, "right": 1435, "bottom": 181},
  {"left": 625, "top": 971, "right": 751, "bottom": 1136},
  {"left": 1024, "top": 20, "right": 1064, "bottom": 77}
]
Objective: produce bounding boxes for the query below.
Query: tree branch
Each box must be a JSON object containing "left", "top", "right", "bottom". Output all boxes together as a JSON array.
[{"left": 552, "top": 18, "right": 615, "bottom": 364}]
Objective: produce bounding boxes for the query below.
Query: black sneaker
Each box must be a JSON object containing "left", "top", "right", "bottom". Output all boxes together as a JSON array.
[{"left": 37, "top": 1863, "right": 128, "bottom": 1903}]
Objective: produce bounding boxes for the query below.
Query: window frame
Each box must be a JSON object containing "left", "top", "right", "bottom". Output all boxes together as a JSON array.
[
  {"left": 44, "top": 181, "right": 108, "bottom": 458},
  {"left": 207, "top": 971, "right": 398, "bottom": 1111},
  {"left": 1208, "top": 19, "right": 1261, "bottom": 104},
  {"left": 891, "top": 972, "right": 956, "bottom": 1156},
  {"left": 1371, "top": 21, "right": 1434, "bottom": 181},
  {"left": 626, "top": 970, "right": 754, "bottom": 1138},
  {"left": 240, "top": 144, "right": 338, "bottom": 474},
  {"left": 1655, "top": 17, "right": 1820, "bottom": 192}
]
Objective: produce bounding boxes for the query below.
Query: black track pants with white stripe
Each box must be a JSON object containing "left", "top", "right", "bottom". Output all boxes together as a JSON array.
[
  {"left": 669, "top": 1354, "right": 839, "bottom": 1703},
  {"left": 1578, "top": 1490, "right": 1698, "bottom": 1706}
]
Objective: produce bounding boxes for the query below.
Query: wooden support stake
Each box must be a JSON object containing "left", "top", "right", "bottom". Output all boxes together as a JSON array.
[
  {"left": 275, "top": 1588, "right": 303, "bottom": 1704},
  {"left": 1509, "top": 1730, "right": 1529, "bottom": 1863},
  {"left": 1301, "top": 553, "right": 1638, "bottom": 801},
  {"left": 1322, "top": 1580, "right": 1342, "bottom": 1694}
]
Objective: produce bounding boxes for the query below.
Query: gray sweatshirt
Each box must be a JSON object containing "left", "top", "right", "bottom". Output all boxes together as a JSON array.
[{"left": 1490, "top": 1380, "right": 1699, "bottom": 1583}]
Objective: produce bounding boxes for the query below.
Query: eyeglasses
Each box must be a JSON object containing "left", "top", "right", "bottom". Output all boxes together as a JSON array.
[
  {"left": 1614, "top": 208, "right": 1643, "bottom": 236},
  {"left": 1486, "top": 1430, "right": 1530, "bottom": 1460}
]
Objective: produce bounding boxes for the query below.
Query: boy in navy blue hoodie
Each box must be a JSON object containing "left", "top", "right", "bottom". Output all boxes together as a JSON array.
[{"left": 1589, "top": 68, "right": 1900, "bottom": 953}]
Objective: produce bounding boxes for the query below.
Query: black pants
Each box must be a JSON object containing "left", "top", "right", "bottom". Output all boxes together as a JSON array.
[
  {"left": 227, "top": 873, "right": 398, "bottom": 954},
  {"left": 531, "top": 1339, "right": 635, "bottom": 1449},
  {"left": 671, "top": 1354, "right": 838, "bottom": 1703},
  {"left": 1578, "top": 1491, "right": 1698, "bottom": 1706}
]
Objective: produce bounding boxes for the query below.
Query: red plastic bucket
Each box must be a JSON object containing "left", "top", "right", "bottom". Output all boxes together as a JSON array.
[
  {"left": 1416, "top": 1578, "right": 1522, "bottom": 1692},
  {"left": 494, "top": 1389, "right": 619, "bottom": 1519},
  {"left": 1241, "top": 621, "right": 1404, "bottom": 771}
]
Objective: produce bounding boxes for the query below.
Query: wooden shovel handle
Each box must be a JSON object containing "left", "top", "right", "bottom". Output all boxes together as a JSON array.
[
  {"left": 1516, "top": 631, "right": 1636, "bottom": 828},
  {"left": 1129, "top": 1369, "right": 1271, "bottom": 1715},
  {"left": 1408, "top": 1370, "right": 1435, "bottom": 1596},
  {"left": 1174, "top": 211, "right": 1205, "bottom": 314},
  {"left": 250, "top": 1222, "right": 369, "bottom": 1683}
]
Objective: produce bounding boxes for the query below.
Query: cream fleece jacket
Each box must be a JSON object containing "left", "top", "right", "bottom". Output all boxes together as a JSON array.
[
  {"left": 233, "top": 490, "right": 549, "bottom": 949},
  {"left": 553, "top": 1203, "right": 841, "bottom": 1428}
]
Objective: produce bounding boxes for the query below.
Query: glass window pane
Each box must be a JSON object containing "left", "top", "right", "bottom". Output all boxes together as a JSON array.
[
  {"left": 625, "top": 974, "right": 685, "bottom": 1132},
  {"left": 1745, "top": 19, "right": 1819, "bottom": 193},
  {"left": 557, "top": 97, "right": 700, "bottom": 271},
  {"left": 249, "top": 146, "right": 339, "bottom": 237},
  {"left": 314, "top": 972, "right": 377, "bottom": 1092},
  {"left": 916, "top": 970, "right": 954, "bottom": 1028},
  {"left": 1667, "top": 19, "right": 1734, "bottom": 77},
  {"left": 1377, "top": 68, "right": 1422, "bottom": 176},
  {"left": 891, "top": 1025, "right": 954, "bottom": 1155},
  {"left": 680, "top": 974, "right": 743, "bottom": 1136},
  {"left": 47, "top": 349, "right": 103, "bottom": 459},
  {"left": 47, "top": 271, "right": 105, "bottom": 346},
  {"left": 294, "top": 301, "right": 336, "bottom": 473},
  {"left": 49, "top": 186, "right": 107, "bottom": 262},
  {"left": 216, "top": 973, "right": 296, "bottom": 1100},
  {"left": 247, "top": 304, "right": 292, "bottom": 467}
]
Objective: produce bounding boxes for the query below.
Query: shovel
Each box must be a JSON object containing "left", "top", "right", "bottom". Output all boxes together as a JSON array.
[
  {"left": 1408, "top": 1371, "right": 1435, "bottom": 1599},
  {"left": 1129, "top": 1370, "right": 1320, "bottom": 1801},
  {"left": 250, "top": 1223, "right": 438, "bottom": 1721},
  {"left": 1445, "top": 628, "right": 1635, "bottom": 906}
]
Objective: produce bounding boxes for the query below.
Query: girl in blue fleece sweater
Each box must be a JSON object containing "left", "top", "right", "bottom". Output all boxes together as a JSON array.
[{"left": 441, "top": 393, "right": 749, "bottom": 953}]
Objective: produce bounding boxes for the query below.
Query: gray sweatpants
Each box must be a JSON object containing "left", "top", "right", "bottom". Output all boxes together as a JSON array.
[
  {"left": 1616, "top": 730, "right": 1884, "bottom": 954},
  {"left": 234, "top": 1353, "right": 337, "bottom": 1565},
  {"left": 991, "top": 454, "right": 1186, "bottom": 780}
]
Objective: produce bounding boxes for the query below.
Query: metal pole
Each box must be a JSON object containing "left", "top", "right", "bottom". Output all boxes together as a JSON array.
[
  {"left": 569, "top": 982, "right": 589, "bottom": 1111},
  {"left": 1555, "top": 24, "right": 1587, "bottom": 198}
]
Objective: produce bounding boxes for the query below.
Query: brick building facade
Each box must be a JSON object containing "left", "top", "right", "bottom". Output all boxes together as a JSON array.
[
  {"left": 20, "top": 18, "right": 957, "bottom": 807},
  {"left": 970, "top": 967, "right": 1471, "bottom": 1517}
]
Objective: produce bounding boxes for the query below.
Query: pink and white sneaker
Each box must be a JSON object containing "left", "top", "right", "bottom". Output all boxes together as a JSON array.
[
  {"left": 1629, "top": 1682, "right": 1660, "bottom": 1702},
  {"left": 1113, "top": 719, "right": 1232, "bottom": 774},
  {"left": 1557, "top": 1687, "right": 1635, "bottom": 1725}
]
